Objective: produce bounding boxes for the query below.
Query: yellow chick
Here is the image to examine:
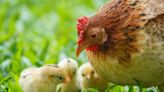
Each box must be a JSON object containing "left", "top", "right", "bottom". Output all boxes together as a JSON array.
[
  {"left": 57, "top": 58, "right": 80, "bottom": 92},
  {"left": 78, "top": 63, "right": 109, "bottom": 92},
  {"left": 19, "top": 65, "right": 68, "bottom": 92}
]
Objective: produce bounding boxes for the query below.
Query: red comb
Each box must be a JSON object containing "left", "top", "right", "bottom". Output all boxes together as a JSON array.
[
  {"left": 77, "top": 16, "right": 88, "bottom": 31},
  {"left": 76, "top": 16, "right": 89, "bottom": 45}
]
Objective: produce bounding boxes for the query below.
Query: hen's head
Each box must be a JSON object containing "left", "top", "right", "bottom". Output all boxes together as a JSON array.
[{"left": 76, "top": 16, "right": 108, "bottom": 56}]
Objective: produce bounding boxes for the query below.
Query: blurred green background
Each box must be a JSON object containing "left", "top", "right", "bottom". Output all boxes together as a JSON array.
[{"left": 0, "top": 0, "right": 159, "bottom": 92}]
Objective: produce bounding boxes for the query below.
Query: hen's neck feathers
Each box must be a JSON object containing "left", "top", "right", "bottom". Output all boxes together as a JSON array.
[
  {"left": 88, "top": 0, "right": 145, "bottom": 53},
  {"left": 88, "top": 0, "right": 164, "bottom": 45},
  {"left": 87, "top": 0, "right": 164, "bottom": 63},
  {"left": 87, "top": 0, "right": 164, "bottom": 64},
  {"left": 89, "top": 0, "right": 145, "bottom": 30}
]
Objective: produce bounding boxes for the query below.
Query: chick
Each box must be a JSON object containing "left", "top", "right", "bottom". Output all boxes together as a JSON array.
[
  {"left": 78, "top": 63, "right": 109, "bottom": 92},
  {"left": 19, "top": 65, "right": 68, "bottom": 92},
  {"left": 57, "top": 58, "right": 80, "bottom": 92}
]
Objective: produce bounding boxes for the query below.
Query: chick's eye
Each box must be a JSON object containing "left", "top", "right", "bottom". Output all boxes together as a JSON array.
[
  {"left": 91, "top": 34, "right": 96, "bottom": 39},
  {"left": 73, "top": 71, "right": 76, "bottom": 75},
  {"left": 91, "top": 71, "right": 94, "bottom": 74},
  {"left": 58, "top": 76, "right": 63, "bottom": 80},
  {"left": 82, "top": 74, "right": 85, "bottom": 77}
]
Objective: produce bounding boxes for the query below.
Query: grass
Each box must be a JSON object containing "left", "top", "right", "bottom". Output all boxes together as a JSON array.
[{"left": 0, "top": 0, "right": 160, "bottom": 92}]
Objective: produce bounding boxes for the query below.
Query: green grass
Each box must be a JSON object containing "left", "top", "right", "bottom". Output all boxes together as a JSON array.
[{"left": 0, "top": 0, "right": 159, "bottom": 92}]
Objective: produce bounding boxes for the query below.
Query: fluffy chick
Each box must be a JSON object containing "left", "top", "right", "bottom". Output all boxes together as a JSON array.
[
  {"left": 78, "top": 63, "right": 109, "bottom": 92},
  {"left": 19, "top": 65, "right": 68, "bottom": 92},
  {"left": 57, "top": 58, "right": 80, "bottom": 92}
]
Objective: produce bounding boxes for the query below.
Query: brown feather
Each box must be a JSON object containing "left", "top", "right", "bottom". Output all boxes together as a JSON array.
[{"left": 87, "top": 0, "right": 149, "bottom": 64}]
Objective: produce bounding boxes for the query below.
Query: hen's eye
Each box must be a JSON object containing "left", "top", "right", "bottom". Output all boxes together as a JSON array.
[{"left": 91, "top": 34, "right": 96, "bottom": 39}]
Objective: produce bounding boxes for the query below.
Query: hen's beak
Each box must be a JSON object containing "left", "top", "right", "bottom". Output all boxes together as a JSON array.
[
  {"left": 76, "top": 40, "right": 89, "bottom": 57},
  {"left": 64, "top": 76, "right": 71, "bottom": 84},
  {"left": 76, "top": 46, "right": 85, "bottom": 57}
]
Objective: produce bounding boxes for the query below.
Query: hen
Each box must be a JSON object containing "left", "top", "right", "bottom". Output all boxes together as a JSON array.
[{"left": 76, "top": 0, "right": 164, "bottom": 91}]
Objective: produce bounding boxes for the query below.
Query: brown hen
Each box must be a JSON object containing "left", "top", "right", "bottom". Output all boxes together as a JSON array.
[{"left": 76, "top": 0, "right": 164, "bottom": 91}]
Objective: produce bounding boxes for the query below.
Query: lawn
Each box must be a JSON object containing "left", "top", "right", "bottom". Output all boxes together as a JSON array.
[{"left": 0, "top": 0, "right": 159, "bottom": 92}]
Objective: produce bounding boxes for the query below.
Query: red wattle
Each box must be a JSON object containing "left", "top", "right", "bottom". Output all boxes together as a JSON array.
[{"left": 86, "top": 45, "right": 98, "bottom": 51}]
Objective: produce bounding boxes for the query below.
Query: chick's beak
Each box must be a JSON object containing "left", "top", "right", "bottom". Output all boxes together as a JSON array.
[
  {"left": 76, "top": 40, "right": 89, "bottom": 57},
  {"left": 64, "top": 76, "right": 71, "bottom": 84},
  {"left": 86, "top": 73, "right": 91, "bottom": 79}
]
